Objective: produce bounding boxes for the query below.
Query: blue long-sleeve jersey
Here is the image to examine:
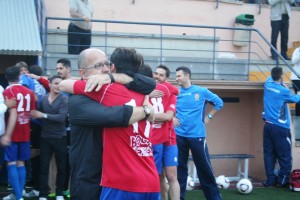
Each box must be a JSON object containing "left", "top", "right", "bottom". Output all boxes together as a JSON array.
[
  {"left": 263, "top": 76, "right": 300, "bottom": 129},
  {"left": 175, "top": 85, "right": 223, "bottom": 138}
]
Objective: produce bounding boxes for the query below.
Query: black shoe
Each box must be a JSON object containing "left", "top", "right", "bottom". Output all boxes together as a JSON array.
[
  {"left": 281, "top": 54, "right": 291, "bottom": 60},
  {"left": 271, "top": 55, "right": 278, "bottom": 60},
  {"left": 276, "top": 182, "right": 289, "bottom": 188},
  {"left": 262, "top": 180, "right": 276, "bottom": 187}
]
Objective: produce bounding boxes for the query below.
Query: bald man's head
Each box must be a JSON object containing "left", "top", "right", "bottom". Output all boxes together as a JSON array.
[
  {"left": 77, "top": 48, "right": 111, "bottom": 79},
  {"left": 78, "top": 48, "right": 106, "bottom": 70}
]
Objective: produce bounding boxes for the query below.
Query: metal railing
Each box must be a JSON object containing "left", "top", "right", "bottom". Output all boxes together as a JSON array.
[{"left": 42, "top": 17, "right": 299, "bottom": 82}]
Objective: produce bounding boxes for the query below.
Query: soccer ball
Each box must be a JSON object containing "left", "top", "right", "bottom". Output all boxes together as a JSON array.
[
  {"left": 216, "top": 175, "right": 230, "bottom": 189},
  {"left": 186, "top": 176, "right": 195, "bottom": 191},
  {"left": 236, "top": 179, "right": 253, "bottom": 194}
]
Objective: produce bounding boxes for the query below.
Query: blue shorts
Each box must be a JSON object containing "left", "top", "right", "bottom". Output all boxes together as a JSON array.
[
  {"left": 100, "top": 187, "right": 160, "bottom": 200},
  {"left": 4, "top": 142, "right": 30, "bottom": 162},
  {"left": 153, "top": 144, "right": 163, "bottom": 174},
  {"left": 163, "top": 145, "right": 178, "bottom": 167}
]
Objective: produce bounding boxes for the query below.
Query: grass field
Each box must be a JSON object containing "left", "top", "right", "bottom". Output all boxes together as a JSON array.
[
  {"left": 1, "top": 186, "right": 299, "bottom": 199},
  {"left": 186, "top": 187, "right": 300, "bottom": 200}
]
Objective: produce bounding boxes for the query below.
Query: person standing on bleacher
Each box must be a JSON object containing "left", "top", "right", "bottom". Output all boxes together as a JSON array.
[
  {"left": 68, "top": 0, "right": 93, "bottom": 55},
  {"left": 269, "top": 0, "right": 294, "bottom": 60}
]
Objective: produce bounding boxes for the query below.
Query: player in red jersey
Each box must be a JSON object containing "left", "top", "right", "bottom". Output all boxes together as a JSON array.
[
  {"left": 150, "top": 65, "right": 180, "bottom": 200},
  {"left": 59, "top": 47, "right": 160, "bottom": 200},
  {"left": 1, "top": 66, "right": 36, "bottom": 200},
  {"left": 139, "top": 64, "right": 179, "bottom": 200}
]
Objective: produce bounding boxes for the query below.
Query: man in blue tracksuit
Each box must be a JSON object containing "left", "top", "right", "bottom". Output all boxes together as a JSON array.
[
  {"left": 174, "top": 66, "right": 223, "bottom": 200},
  {"left": 262, "top": 66, "right": 300, "bottom": 187}
]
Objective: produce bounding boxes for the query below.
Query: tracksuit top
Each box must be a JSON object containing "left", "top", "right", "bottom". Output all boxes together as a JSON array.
[
  {"left": 263, "top": 76, "right": 300, "bottom": 129},
  {"left": 175, "top": 85, "right": 223, "bottom": 138}
]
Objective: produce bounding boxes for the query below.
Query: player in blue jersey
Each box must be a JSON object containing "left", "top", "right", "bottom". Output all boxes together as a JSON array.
[
  {"left": 174, "top": 66, "right": 223, "bottom": 200},
  {"left": 262, "top": 66, "right": 300, "bottom": 187}
]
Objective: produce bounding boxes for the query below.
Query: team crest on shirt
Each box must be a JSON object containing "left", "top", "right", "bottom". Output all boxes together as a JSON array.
[
  {"left": 18, "top": 112, "right": 30, "bottom": 125},
  {"left": 194, "top": 93, "right": 200, "bottom": 101},
  {"left": 130, "top": 135, "right": 153, "bottom": 157}
]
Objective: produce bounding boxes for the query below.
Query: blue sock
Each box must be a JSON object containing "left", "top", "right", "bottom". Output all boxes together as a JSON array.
[
  {"left": 7, "top": 165, "right": 22, "bottom": 199},
  {"left": 17, "top": 166, "right": 26, "bottom": 194}
]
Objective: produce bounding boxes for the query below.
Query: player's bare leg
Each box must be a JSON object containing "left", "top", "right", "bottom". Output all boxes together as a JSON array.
[
  {"left": 165, "top": 166, "right": 180, "bottom": 200},
  {"left": 160, "top": 170, "right": 169, "bottom": 200}
]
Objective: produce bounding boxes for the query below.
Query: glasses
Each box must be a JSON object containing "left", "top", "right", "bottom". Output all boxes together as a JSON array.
[{"left": 84, "top": 60, "right": 111, "bottom": 70}]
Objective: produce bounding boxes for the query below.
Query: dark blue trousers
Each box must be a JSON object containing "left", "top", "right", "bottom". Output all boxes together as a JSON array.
[
  {"left": 176, "top": 135, "right": 222, "bottom": 200},
  {"left": 270, "top": 14, "right": 289, "bottom": 57},
  {"left": 263, "top": 122, "right": 292, "bottom": 186},
  {"left": 68, "top": 23, "right": 91, "bottom": 55}
]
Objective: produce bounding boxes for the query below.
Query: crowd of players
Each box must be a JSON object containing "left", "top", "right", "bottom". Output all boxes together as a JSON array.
[
  {"left": 0, "top": 47, "right": 224, "bottom": 200},
  {"left": 1, "top": 46, "right": 299, "bottom": 200}
]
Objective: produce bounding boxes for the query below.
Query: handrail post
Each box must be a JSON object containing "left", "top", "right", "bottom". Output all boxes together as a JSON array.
[
  {"left": 105, "top": 22, "right": 108, "bottom": 54},
  {"left": 212, "top": 28, "right": 217, "bottom": 80},
  {"left": 247, "top": 29, "right": 252, "bottom": 81},
  {"left": 44, "top": 17, "right": 48, "bottom": 72},
  {"left": 160, "top": 25, "right": 163, "bottom": 65}
]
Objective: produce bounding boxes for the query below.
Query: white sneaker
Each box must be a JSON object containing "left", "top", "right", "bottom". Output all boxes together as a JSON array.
[
  {"left": 2, "top": 193, "right": 15, "bottom": 200},
  {"left": 39, "top": 198, "right": 47, "bottom": 200},
  {"left": 56, "top": 196, "right": 64, "bottom": 200},
  {"left": 2, "top": 189, "right": 27, "bottom": 200},
  {"left": 23, "top": 189, "right": 39, "bottom": 198}
]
